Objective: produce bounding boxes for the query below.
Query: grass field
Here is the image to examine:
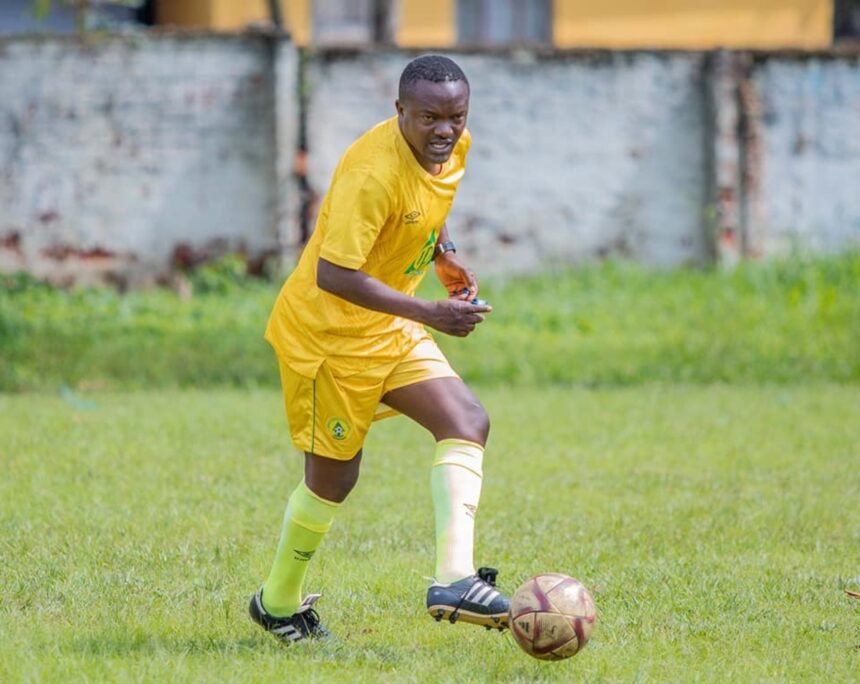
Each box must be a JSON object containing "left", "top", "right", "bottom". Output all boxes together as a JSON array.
[{"left": 2, "top": 384, "right": 859, "bottom": 682}]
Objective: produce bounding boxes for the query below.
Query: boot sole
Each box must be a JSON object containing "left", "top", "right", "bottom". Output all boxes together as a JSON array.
[{"left": 427, "top": 605, "right": 509, "bottom": 630}]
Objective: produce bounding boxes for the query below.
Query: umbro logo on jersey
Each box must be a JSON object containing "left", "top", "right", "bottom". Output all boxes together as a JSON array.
[{"left": 404, "top": 210, "right": 421, "bottom": 224}]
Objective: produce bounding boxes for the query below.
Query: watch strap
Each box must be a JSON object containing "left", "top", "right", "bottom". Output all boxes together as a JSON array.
[{"left": 433, "top": 240, "right": 456, "bottom": 260}]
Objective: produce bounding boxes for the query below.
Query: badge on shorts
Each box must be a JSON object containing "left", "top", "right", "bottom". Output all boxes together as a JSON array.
[{"left": 326, "top": 417, "right": 351, "bottom": 441}]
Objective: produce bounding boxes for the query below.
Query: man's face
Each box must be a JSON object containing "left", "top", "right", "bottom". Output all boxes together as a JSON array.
[{"left": 396, "top": 79, "right": 470, "bottom": 174}]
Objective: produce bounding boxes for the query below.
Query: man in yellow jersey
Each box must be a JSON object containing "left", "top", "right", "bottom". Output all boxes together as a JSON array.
[{"left": 249, "top": 55, "right": 509, "bottom": 642}]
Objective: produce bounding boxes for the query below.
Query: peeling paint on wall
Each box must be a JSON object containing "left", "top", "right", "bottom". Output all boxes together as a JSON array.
[
  {"left": 305, "top": 48, "right": 860, "bottom": 273},
  {"left": 0, "top": 38, "right": 858, "bottom": 287},
  {"left": 0, "top": 34, "right": 299, "bottom": 286}
]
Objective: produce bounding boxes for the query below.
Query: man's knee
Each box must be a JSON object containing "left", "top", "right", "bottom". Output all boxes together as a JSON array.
[
  {"left": 304, "top": 450, "right": 362, "bottom": 503},
  {"left": 452, "top": 396, "right": 490, "bottom": 445}
]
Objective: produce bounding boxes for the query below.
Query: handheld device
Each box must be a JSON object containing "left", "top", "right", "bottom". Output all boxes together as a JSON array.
[{"left": 461, "top": 288, "right": 489, "bottom": 308}]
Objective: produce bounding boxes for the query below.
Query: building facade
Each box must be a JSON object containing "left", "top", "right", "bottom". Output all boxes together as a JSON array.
[{"left": 156, "top": 0, "right": 833, "bottom": 50}]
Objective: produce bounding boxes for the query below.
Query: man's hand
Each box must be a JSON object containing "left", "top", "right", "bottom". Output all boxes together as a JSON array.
[
  {"left": 420, "top": 298, "right": 492, "bottom": 337},
  {"left": 316, "top": 257, "right": 491, "bottom": 337},
  {"left": 435, "top": 252, "right": 478, "bottom": 301}
]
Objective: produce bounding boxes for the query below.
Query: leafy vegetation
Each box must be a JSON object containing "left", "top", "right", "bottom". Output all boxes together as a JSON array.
[
  {"left": 30, "top": 0, "right": 146, "bottom": 31},
  {"left": 1, "top": 253, "right": 858, "bottom": 392}
]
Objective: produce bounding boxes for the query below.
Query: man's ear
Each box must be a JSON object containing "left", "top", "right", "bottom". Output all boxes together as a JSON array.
[{"left": 394, "top": 99, "right": 404, "bottom": 116}]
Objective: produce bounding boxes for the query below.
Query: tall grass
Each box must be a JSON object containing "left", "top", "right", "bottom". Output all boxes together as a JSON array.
[{"left": 1, "top": 253, "right": 858, "bottom": 391}]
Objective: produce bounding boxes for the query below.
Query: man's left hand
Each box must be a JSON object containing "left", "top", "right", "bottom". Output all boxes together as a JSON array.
[{"left": 435, "top": 252, "right": 477, "bottom": 301}]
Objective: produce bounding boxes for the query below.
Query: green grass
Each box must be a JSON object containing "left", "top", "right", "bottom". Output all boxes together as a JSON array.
[
  {"left": 2, "top": 385, "right": 859, "bottom": 682},
  {"left": 2, "top": 253, "right": 859, "bottom": 391}
]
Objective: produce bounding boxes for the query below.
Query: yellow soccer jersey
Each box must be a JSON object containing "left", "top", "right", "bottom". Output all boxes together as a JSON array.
[{"left": 265, "top": 116, "right": 472, "bottom": 378}]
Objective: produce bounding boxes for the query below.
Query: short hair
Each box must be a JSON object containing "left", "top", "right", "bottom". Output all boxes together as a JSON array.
[{"left": 398, "top": 55, "right": 469, "bottom": 101}]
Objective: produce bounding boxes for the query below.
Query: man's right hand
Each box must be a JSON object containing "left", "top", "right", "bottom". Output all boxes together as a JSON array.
[{"left": 421, "top": 299, "right": 493, "bottom": 337}]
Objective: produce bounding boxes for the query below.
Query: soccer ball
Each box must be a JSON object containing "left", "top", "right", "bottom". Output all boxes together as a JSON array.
[{"left": 508, "top": 573, "right": 596, "bottom": 661}]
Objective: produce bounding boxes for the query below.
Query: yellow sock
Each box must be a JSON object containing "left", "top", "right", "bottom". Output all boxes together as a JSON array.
[
  {"left": 261, "top": 480, "right": 340, "bottom": 617},
  {"left": 431, "top": 439, "right": 484, "bottom": 585}
]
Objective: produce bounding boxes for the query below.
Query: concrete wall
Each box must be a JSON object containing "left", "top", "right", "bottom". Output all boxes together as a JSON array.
[
  {"left": 753, "top": 55, "right": 860, "bottom": 254},
  {"left": 1, "top": 36, "right": 859, "bottom": 285},
  {"left": 706, "top": 50, "right": 860, "bottom": 264},
  {"left": 306, "top": 51, "right": 710, "bottom": 271},
  {"left": 306, "top": 49, "right": 860, "bottom": 273},
  {"left": 0, "top": 34, "right": 298, "bottom": 286}
]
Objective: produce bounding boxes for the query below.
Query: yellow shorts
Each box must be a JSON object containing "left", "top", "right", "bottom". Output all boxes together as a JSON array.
[{"left": 278, "top": 335, "right": 459, "bottom": 460}]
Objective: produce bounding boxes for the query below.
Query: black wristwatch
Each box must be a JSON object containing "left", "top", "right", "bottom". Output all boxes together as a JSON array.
[{"left": 433, "top": 240, "right": 456, "bottom": 260}]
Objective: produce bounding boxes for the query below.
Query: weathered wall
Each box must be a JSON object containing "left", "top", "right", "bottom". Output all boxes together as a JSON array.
[
  {"left": 752, "top": 55, "right": 860, "bottom": 255},
  {"left": 1, "top": 37, "right": 859, "bottom": 285},
  {"left": 0, "top": 34, "right": 298, "bottom": 285},
  {"left": 305, "top": 49, "right": 860, "bottom": 273},
  {"left": 306, "top": 50, "right": 710, "bottom": 271},
  {"left": 707, "top": 51, "right": 860, "bottom": 263}
]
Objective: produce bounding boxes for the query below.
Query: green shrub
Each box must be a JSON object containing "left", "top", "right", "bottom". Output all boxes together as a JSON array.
[{"left": 1, "top": 254, "right": 858, "bottom": 391}]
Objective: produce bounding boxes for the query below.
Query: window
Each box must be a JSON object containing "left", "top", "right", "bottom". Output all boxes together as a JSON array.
[
  {"left": 312, "top": 0, "right": 394, "bottom": 45},
  {"left": 458, "top": 0, "right": 552, "bottom": 47},
  {"left": 835, "top": 0, "right": 860, "bottom": 40}
]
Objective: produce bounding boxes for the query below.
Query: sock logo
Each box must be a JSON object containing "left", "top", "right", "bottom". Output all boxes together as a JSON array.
[
  {"left": 293, "top": 549, "right": 315, "bottom": 561},
  {"left": 463, "top": 503, "right": 477, "bottom": 519}
]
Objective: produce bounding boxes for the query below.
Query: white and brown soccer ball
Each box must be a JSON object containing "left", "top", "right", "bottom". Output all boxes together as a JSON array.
[{"left": 508, "top": 573, "right": 596, "bottom": 661}]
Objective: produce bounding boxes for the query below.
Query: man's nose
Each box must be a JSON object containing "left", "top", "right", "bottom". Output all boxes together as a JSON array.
[{"left": 434, "top": 120, "right": 454, "bottom": 137}]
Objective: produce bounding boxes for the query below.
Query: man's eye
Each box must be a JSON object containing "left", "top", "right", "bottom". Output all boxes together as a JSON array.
[{"left": 422, "top": 115, "right": 434, "bottom": 122}]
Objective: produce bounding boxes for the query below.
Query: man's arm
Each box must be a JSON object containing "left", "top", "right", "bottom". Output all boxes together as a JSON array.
[
  {"left": 434, "top": 223, "right": 478, "bottom": 301},
  {"left": 436, "top": 223, "right": 451, "bottom": 247},
  {"left": 317, "top": 258, "right": 490, "bottom": 337}
]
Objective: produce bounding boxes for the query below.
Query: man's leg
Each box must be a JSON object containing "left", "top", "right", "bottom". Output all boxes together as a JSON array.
[
  {"left": 252, "top": 359, "right": 377, "bottom": 641},
  {"left": 261, "top": 451, "right": 361, "bottom": 617},
  {"left": 384, "top": 377, "right": 488, "bottom": 582},
  {"left": 382, "top": 377, "right": 507, "bottom": 628},
  {"left": 382, "top": 376, "right": 489, "bottom": 445}
]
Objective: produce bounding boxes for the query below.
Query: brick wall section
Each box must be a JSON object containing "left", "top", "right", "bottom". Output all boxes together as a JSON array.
[
  {"left": 0, "top": 34, "right": 298, "bottom": 286},
  {"left": 306, "top": 51, "right": 711, "bottom": 272},
  {"left": 305, "top": 49, "right": 860, "bottom": 273},
  {"left": 752, "top": 55, "right": 860, "bottom": 255},
  {"left": 273, "top": 40, "right": 301, "bottom": 253},
  {"left": 1, "top": 38, "right": 859, "bottom": 286}
]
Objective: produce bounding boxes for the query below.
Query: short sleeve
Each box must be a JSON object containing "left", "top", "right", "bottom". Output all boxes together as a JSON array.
[{"left": 319, "top": 171, "right": 392, "bottom": 269}]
